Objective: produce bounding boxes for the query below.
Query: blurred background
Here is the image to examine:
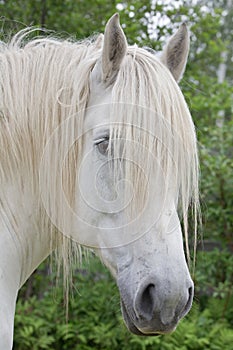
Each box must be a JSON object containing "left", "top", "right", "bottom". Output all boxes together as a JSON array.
[{"left": 1, "top": 0, "right": 232, "bottom": 349}]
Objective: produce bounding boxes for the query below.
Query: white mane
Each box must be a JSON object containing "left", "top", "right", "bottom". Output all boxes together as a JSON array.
[
  {"left": 0, "top": 30, "right": 199, "bottom": 286},
  {"left": 0, "top": 31, "right": 100, "bottom": 285}
]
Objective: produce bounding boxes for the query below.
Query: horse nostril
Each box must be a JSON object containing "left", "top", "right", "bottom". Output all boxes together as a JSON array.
[
  {"left": 135, "top": 281, "right": 194, "bottom": 325},
  {"left": 139, "top": 283, "right": 155, "bottom": 319},
  {"left": 182, "top": 285, "right": 194, "bottom": 316},
  {"left": 188, "top": 286, "right": 194, "bottom": 305}
]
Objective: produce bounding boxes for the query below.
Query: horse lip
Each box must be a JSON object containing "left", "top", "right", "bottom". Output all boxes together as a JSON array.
[
  {"left": 120, "top": 298, "right": 175, "bottom": 336},
  {"left": 177, "top": 286, "right": 194, "bottom": 320},
  {"left": 120, "top": 298, "right": 143, "bottom": 335}
]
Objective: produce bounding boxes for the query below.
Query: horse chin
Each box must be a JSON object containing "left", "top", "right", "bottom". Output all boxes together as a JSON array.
[{"left": 120, "top": 299, "right": 175, "bottom": 337}]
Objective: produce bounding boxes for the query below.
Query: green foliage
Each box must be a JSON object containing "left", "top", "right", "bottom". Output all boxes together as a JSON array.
[
  {"left": 195, "top": 249, "right": 233, "bottom": 325},
  {"left": 198, "top": 113, "right": 233, "bottom": 241},
  {"left": 181, "top": 7, "right": 233, "bottom": 241}
]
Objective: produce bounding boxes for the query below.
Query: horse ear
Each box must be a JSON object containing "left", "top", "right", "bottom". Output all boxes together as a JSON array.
[
  {"left": 102, "top": 13, "right": 127, "bottom": 84},
  {"left": 160, "top": 23, "right": 189, "bottom": 82}
]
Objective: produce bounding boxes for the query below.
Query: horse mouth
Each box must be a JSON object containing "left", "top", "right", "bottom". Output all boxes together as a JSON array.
[{"left": 120, "top": 299, "right": 174, "bottom": 336}]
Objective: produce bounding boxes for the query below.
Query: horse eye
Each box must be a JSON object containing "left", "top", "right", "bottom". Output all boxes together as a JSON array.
[{"left": 95, "top": 138, "right": 109, "bottom": 156}]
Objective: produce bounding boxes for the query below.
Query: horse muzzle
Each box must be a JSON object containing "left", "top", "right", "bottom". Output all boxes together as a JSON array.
[{"left": 119, "top": 274, "right": 194, "bottom": 336}]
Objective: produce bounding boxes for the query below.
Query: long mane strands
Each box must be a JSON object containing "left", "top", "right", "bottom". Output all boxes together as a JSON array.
[
  {"left": 0, "top": 30, "right": 102, "bottom": 287},
  {"left": 0, "top": 30, "right": 101, "bottom": 179},
  {"left": 110, "top": 46, "right": 199, "bottom": 262}
]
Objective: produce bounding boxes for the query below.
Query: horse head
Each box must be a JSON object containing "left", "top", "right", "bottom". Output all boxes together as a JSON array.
[{"left": 76, "top": 14, "right": 197, "bottom": 335}]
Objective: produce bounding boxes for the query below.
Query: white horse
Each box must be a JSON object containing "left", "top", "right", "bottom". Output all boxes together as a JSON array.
[{"left": 0, "top": 14, "right": 199, "bottom": 348}]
